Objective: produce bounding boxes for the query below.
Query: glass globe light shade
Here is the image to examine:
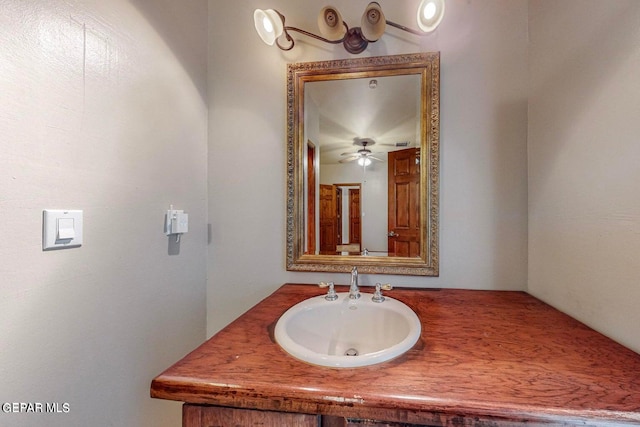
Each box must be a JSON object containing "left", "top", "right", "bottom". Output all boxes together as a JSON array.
[
  {"left": 416, "top": 0, "right": 445, "bottom": 33},
  {"left": 358, "top": 157, "right": 372, "bottom": 167},
  {"left": 254, "top": 9, "right": 284, "bottom": 45}
]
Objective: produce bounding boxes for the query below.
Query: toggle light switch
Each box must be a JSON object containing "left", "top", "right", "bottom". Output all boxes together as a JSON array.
[
  {"left": 43, "top": 210, "right": 83, "bottom": 250},
  {"left": 57, "top": 218, "right": 75, "bottom": 240}
]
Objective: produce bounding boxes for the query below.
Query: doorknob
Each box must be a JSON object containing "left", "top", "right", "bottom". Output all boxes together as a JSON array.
[{"left": 388, "top": 231, "right": 398, "bottom": 237}]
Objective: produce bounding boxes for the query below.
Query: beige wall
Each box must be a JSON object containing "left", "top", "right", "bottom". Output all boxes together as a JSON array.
[
  {"left": 528, "top": 0, "right": 640, "bottom": 354},
  {"left": 207, "top": 0, "right": 530, "bottom": 334},
  {"left": 0, "top": 1, "right": 208, "bottom": 425},
  {"left": 2, "top": 2, "right": 638, "bottom": 425}
]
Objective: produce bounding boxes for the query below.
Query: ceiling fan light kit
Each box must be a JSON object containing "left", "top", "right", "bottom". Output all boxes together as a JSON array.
[
  {"left": 358, "top": 157, "right": 372, "bottom": 167},
  {"left": 339, "top": 139, "right": 383, "bottom": 166},
  {"left": 253, "top": 0, "right": 445, "bottom": 54}
]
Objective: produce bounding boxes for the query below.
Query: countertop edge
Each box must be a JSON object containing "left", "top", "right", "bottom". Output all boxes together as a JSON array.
[{"left": 151, "top": 374, "right": 640, "bottom": 425}]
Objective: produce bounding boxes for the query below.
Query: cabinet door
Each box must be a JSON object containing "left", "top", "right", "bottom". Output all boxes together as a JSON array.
[
  {"left": 183, "top": 404, "right": 318, "bottom": 427},
  {"left": 345, "top": 422, "right": 434, "bottom": 427},
  {"left": 322, "top": 416, "right": 435, "bottom": 427}
]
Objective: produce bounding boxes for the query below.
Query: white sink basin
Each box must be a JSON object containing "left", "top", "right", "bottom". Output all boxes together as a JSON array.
[{"left": 274, "top": 292, "right": 421, "bottom": 368}]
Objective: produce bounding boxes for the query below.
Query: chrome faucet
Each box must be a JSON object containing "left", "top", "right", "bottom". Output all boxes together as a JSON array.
[{"left": 349, "top": 266, "right": 360, "bottom": 299}]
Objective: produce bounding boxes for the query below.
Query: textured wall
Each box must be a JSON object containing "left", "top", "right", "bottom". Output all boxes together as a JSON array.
[
  {"left": 207, "top": 0, "right": 529, "bottom": 335},
  {"left": 528, "top": 0, "right": 640, "bottom": 354},
  {"left": 0, "top": 0, "right": 208, "bottom": 425}
]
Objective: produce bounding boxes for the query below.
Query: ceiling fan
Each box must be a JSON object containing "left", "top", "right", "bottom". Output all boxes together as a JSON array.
[{"left": 339, "top": 139, "right": 383, "bottom": 166}]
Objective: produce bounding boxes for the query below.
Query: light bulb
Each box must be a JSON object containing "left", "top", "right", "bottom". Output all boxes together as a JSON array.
[
  {"left": 263, "top": 16, "right": 274, "bottom": 33},
  {"left": 358, "top": 157, "right": 372, "bottom": 167},
  {"left": 423, "top": 2, "right": 436, "bottom": 20},
  {"left": 417, "top": 0, "right": 445, "bottom": 33}
]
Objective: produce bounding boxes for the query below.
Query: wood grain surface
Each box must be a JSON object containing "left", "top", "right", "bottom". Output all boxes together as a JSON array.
[
  {"left": 151, "top": 284, "right": 640, "bottom": 426},
  {"left": 183, "top": 404, "right": 318, "bottom": 426}
]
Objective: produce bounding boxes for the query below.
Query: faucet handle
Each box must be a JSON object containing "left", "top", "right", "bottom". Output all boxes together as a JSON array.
[
  {"left": 318, "top": 281, "right": 338, "bottom": 301},
  {"left": 372, "top": 283, "right": 393, "bottom": 303}
]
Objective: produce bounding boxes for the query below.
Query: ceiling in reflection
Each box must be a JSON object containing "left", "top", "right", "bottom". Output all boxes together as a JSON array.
[{"left": 305, "top": 74, "right": 421, "bottom": 165}]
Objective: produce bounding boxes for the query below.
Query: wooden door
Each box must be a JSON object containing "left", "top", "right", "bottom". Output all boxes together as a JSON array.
[
  {"left": 306, "top": 142, "right": 316, "bottom": 254},
  {"left": 319, "top": 184, "right": 337, "bottom": 254},
  {"left": 348, "top": 189, "right": 361, "bottom": 246},
  {"left": 388, "top": 148, "right": 420, "bottom": 257},
  {"left": 336, "top": 187, "right": 342, "bottom": 247}
]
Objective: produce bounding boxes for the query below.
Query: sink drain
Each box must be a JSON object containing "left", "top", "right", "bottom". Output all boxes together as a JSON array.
[{"left": 344, "top": 348, "right": 359, "bottom": 356}]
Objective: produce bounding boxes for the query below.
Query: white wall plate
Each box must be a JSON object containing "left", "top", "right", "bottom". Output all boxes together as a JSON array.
[{"left": 43, "top": 209, "right": 83, "bottom": 250}]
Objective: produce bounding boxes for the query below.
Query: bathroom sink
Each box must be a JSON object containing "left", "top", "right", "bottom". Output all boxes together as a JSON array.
[{"left": 274, "top": 292, "right": 421, "bottom": 368}]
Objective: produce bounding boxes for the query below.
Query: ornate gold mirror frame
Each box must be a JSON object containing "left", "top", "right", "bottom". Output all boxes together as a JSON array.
[{"left": 286, "top": 52, "right": 439, "bottom": 275}]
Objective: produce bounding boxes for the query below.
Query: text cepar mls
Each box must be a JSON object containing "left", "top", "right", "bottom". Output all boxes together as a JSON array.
[{"left": 2, "top": 402, "right": 70, "bottom": 414}]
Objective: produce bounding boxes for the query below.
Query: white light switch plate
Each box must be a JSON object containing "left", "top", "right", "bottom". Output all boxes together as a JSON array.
[{"left": 43, "top": 209, "right": 83, "bottom": 250}]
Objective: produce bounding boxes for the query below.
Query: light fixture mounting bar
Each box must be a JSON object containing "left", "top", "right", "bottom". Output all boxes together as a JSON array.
[
  {"left": 385, "top": 20, "right": 425, "bottom": 36},
  {"left": 278, "top": 24, "right": 346, "bottom": 51},
  {"left": 254, "top": 1, "right": 444, "bottom": 55}
]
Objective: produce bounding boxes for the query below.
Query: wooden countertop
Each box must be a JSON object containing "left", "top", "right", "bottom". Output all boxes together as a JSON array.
[{"left": 151, "top": 284, "right": 640, "bottom": 426}]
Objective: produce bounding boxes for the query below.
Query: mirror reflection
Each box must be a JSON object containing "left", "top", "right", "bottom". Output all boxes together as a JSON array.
[
  {"left": 287, "top": 53, "right": 439, "bottom": 276},
  {"left": 305, "top": 74, "right": 422, "bottom": 257}
]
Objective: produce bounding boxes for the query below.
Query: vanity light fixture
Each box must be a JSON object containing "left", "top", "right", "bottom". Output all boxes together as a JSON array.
[{"left": 253, "top": 0, "right": 445, "bottom": 55}]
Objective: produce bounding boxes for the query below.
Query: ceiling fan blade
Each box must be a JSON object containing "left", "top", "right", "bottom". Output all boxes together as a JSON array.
[
  {"left": 369, "top": 156, "right": 384, "bottom": 162},
  {"left": 339, "top": 156, "right": 359, "bottom": 163}
]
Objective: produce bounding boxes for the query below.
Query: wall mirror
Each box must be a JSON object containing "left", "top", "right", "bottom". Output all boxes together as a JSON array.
[{"left": 286, "top": 52, "right": 439, "bottom": 276}]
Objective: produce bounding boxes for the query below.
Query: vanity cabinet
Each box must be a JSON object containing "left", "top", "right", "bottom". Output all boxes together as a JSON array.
[
  {"left": 182, "top": 405, "right": 317, "bottom": 427},
  {"left": 182, "top": 405, "right": 435, "bottom": 427},
  {"left": 322, "top": 415, "right": 433, "bottom": 427},
  {"left": 152, "top": 284, "right": 640, "bottom": 427}
]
